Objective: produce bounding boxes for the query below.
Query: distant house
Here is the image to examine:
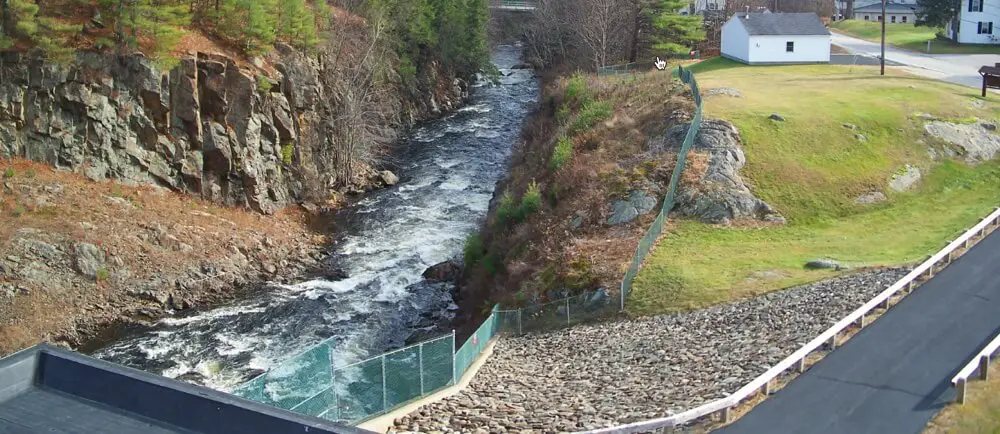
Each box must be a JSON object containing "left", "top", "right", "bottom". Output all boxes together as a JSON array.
[
  {"left": 721, "top": 13, "right": 831, "bottom": 65},
  {"left": 946, "top": 0, "right": 1000, "bottom": 44},
  {"left": 853, "top": 2, "right": 917, "bottom": 24}
]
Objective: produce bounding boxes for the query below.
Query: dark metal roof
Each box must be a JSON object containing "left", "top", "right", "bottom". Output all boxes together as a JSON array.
[
  {"left": 733, "top": 12, "right": 831, "bottom": 36},
  {"left": 854, "top": 2, "right": 917, "bottom": 12},
  {"left": 0, "top": 345, "right": 374, "bottom": 434}
]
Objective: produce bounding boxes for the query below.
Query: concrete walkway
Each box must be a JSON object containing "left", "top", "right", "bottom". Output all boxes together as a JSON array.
[
  {"left": 831, "top": 32, "right": 1000, "bottom": 88},
  {"left": 719, "top": 230, "right": 1000, "bottom": 434}
]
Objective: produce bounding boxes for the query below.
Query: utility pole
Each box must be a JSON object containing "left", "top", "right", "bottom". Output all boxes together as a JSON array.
[{"left": 880, "top": 0, "right": 886, "bottom": 75}]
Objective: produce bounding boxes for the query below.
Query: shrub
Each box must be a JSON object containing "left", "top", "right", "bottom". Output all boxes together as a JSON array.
[
  {"left": 556, "top": 105, "right": 571, "bottom": 126},
  {"left": 481, "top": 250, "right": 502, "bottom": 276},
  {"left": 3, "top": 167, "right": 14, "bottom": 179},
  {"left": 281, "top": 143, "right": 295, "bottom": 165},
  {"left": 549, "top": 136, "right": 573, "bottom": 172},
  {"left": 497, "top": 191, "right": 520, "bottom": 226},
  {"left": 463, "top": 233, "right": 485, "bottom": 268},
  {"left": 564, "top": 74, "right": 592, "bottom": 105},
  {"left": 11, "top": 204, "right": 25, "bottom": 217},
  {"left": 24, "top": 168, "right": 35, "bottom": 179},
  {"left": 569, "top": 101, "right": 613, "bottom": 135},
  {"left": 521, "top": 181, "right": 542, "bottom": 216},
  {"left": 96, "top": 266, "right": 110, "bottom": 282},
  {"left": 257, "top": 75, "right": 273, "bottom": 94}
]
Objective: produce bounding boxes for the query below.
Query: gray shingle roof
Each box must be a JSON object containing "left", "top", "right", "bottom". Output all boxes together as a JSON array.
[
  {"left": 734, "top": 12, "right": 831, "bottom": 36},
  {"left": 853, "top": 2, "right": 916, "bottom": 12}
]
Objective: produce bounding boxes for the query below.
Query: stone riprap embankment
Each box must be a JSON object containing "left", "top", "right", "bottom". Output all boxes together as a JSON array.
[{"left": 393, "top": 268, "right": 910, "bottom": 433}]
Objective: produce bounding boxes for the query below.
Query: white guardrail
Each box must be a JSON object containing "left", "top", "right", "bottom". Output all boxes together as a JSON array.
[
  {"left": 952, "top": 331, "right": 1000, "bottom": 404},
  {"left": 579, "top": 207, "right": 1000, "bottom": 434}
]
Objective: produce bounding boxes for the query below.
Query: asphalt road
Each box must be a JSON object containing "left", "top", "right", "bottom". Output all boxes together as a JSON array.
[
  {"left": 718, "top": 229, "right": 1000, "bottom": 434},
  {"left": 831, "top": 32, "right": 1000, "bottom": 88}
]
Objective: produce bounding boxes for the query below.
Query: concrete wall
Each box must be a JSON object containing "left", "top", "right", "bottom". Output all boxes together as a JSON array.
[
  {"left": 721, "top": 19, "right": 750, "bottom": 63},
  {"left": 748, "top": 35, "right": 831, "bottom": 64}
]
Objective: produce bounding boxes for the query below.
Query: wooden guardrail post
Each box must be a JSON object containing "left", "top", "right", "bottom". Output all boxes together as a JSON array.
[
  {"left": 980, "top": 355, "right": 991, "bottom": 381},
  {"left": 828, "top": 333, "right": 837, "bottom": 350},
  {"left": 956, "top": 378, "right": 967, "bottom": 404},
  {"left": 797, "top": 358, "right": 807, "bottom": 373}
]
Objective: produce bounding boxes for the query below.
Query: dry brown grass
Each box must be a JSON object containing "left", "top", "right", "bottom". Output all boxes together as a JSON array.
[
  {"left": 460, "top": 71, "right": 696, "bottom": 313},
  {"left": 0, "top": 158, "right": 324, "bottom": 355}
]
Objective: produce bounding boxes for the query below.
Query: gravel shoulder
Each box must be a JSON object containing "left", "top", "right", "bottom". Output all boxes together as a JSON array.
[{"left": 394, "top": 268, "right": 910, "bottom": 433}]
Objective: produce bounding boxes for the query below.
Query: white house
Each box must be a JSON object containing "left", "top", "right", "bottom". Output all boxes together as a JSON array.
[
  {"left": 721, "top": 13, "right": 831, "bottom": 65},
  {"left": 946, "top": 0, "right": 1000, "bottom": 44}
]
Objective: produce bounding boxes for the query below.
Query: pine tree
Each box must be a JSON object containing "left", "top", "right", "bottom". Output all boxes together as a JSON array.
[
  {"left": 313, "top": 0, "right": 331, "bottom": 33},
  {"left": 644, "top": 0, "right": 704, "bottom": 54},
  {"left": 915, "top": 0, "right": 957, "bottom": 28},
  {"left": 216, "top": 0, "right": 276, "bottom": 56},
  {"left": 276, "top": 0, "right": 317, "bottom": 50}
]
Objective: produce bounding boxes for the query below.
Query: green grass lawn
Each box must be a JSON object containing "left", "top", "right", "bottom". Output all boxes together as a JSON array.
[
  {"left": 831, "top": 20, "right": 1000, "bottom": 54},
  {"left": 628, "top": 58, "right": 1000, "bottom": 315}
]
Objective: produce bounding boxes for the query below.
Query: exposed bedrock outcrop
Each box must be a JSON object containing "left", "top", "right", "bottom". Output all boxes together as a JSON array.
[{"left": 0, "top": 47, "right": 468, "bottom": 214}]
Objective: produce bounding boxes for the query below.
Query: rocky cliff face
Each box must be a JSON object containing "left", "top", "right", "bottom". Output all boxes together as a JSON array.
[{"left": 0, "top": 47, "right": 469, "bottom": 214}]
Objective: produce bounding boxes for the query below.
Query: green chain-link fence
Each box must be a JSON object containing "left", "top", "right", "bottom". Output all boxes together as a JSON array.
[
  {"left": 621, "top": 65, "right": 702, "bottom": 306},
  {"left": 232, "top": 65, "right": 703, "bottom": 426}
]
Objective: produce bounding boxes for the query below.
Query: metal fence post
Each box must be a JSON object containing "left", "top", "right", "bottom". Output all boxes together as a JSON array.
[
  {"left": 419, "top": 342, "right": 425, "bottom": 395},
  {"left": 566, "top": 297, "right": 571, "bottom": 325},
  {"left": 980, "top": 355, "right": 991, "bottom": 381},
  {"left": 956, "top": 378, "right": 968, "bottom": 404},
  {"left": 517, "top": 309, "right": 523, "bottom": 336},
  {"left": 451, "top": 330, "right": 457, "bottom": 385},
  {"left": 381, "top": 354, "right": 387, "bottom": 414}
]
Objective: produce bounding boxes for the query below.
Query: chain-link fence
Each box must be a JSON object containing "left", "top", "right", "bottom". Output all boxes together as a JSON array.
[
  {"left": 598, "top": 55, "right": 700, "bottom": 76},
  {"left": 620, "top": 65, "right": 702, "bottom": 305},
  {"left": 232, "top": 66, "right": 703, "bottom": 426}
]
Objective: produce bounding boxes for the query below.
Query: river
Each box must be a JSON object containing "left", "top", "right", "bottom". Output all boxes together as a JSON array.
[{"left": 94, "top": 45, "right": 539, "bottom": 393}]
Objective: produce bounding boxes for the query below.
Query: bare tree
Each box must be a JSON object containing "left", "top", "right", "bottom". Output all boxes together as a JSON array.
[
  {"left": 568, "top": 0, "right": 632, "bottom": 70},
  {"left": 319, "top": 8, "right": 399, "bottom": 188}
]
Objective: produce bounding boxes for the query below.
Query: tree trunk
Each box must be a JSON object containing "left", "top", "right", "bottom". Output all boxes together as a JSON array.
[
  {"left": 846, "top": 0, "right": 854, "bottom": 19},
  {"left": 1, "top": 0, "right": 10, "bottom": 38}
]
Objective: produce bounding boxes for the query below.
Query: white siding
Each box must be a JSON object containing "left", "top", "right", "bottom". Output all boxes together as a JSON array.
[
  {"left": 955, "top": 0, "right": 1000, "bottom": 44},
  {"left": 747, "top": 35, "right": 831, "bottom": 63},
  {"left": 721, "top": 18, "right": 750, "bottom": 63}
]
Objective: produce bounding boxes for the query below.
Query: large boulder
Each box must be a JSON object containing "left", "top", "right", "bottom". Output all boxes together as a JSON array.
[
  {"left": 660, "top": 119, "right": 786, "bottom": 225},
  {"left": 608, "top": 191, "right": 658, "bottom": 225},
  {"left": 423, "top": 260, "right": 462, "bottom": 282},
  {"left": 73, "top": 242, "right": 106, "bottom": 280}
]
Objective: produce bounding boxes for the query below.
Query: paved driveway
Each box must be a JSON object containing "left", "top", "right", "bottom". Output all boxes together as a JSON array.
[
  {"left": 831, "top": 32, "right": 1000, "bottom": 88},
  {"left": 717, "top": 230, "right": 1000, "bottom": 434}
]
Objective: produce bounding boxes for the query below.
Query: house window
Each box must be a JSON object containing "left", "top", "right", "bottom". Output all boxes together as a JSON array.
[
  {"left": 877, "top": 15, "right": 883, "bottom": 21},
  {"left": 970, "top": 0, "right": 983, "bottom": 12},
  {"left": 891, "top": 15, "right": 897, "bottom": 23},
  {"left": 786, "top": 41, "right": 795, "bottom": 52},
  {"left": 864, "top": 15, "right": 870, "bottom": 20},
  {"left": 902, "top": 16, "right": 908, "bottom": 23},
  {"left": 978, "top": 21, "right": 994, "bottom": 34}
]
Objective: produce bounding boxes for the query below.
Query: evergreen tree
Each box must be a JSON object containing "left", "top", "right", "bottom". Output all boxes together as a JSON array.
[
  {"left": 276, "top": 0, "right": 317, "bottom": 50},
  {"left": 915, "top": 0, "right": 958, "bottom": 28},
  {"left": 645, "top": 0, "right": 704, "bottom": 54},
  {"left": 216, "top": 0, "right": 277, "bottom": 56},
  {"left": 313, "top": 0, "right": 332, "bottom": 33}
]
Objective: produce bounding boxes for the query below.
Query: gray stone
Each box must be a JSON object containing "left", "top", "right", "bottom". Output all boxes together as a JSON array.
[
  {"left": 805, "top": 259, "right": 842, "bottom": 270},
  {"left": 380, "top": 170, "right": 400, "bottom": 186},
  {"left": 393, "top": 268, "right": 910, "bottom": 432},
  {"left": 664, "top": 119, "right": 785, "bottom": 224},
  {"left": 855, "top": 191, "right": 887, "bottom": 205},
  {"left": 74, "top": 242, "right": 106, "bottom": 279},
  {"left": 889, "top": 165, "right": 921, "bottom": 192},
  {"left": 925, "top": 121, "right": 1000, "bottom": 163},
  {"left": 842, "top": 123, "right": 857, "bottom": 130},
  {"left": 855, "top": 134, "right": 867, "bottom": 142},
  {"left": 982, "top": 122, "right": 997, "bottom": 131},
  {"left": 769, "top": 113, "right": 785, "bottom": 122},
  {"left": 608, "top": 191, "right": 657, "bottom": 225},
  {"left": 569, "top": 215, "right": 583, "bottom": 230},
  {"left": 706, "top": 88, "right": 742, "bottom": 98},
  {"left": 18, "top": 239, "right": 61, "bottom": 261}
]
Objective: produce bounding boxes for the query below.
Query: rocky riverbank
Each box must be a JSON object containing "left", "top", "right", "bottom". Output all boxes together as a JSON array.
[
  {"left": 393, "top": 267, "right": 909, "bottom": 433},
  {"left": 0, "top": 159, "right": 334, "bottom": 355}
]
